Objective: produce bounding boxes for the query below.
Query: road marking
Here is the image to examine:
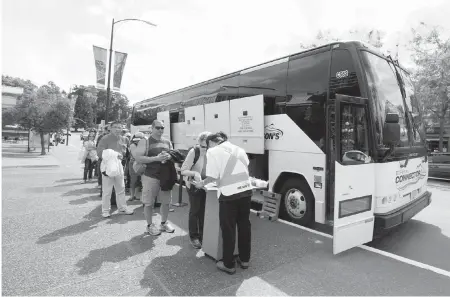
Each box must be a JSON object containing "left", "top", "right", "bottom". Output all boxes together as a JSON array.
[{"left": 250, "top": 209, "right": 450, "bottom": 278}]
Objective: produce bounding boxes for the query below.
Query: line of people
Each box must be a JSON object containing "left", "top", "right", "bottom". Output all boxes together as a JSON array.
[{"left": 81, "top": 120, "right": 252, "bottom": 274}]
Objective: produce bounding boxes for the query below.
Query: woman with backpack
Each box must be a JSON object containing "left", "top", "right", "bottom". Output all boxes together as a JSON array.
[
  {"left": 127, "top": 132, "right": 145, "bottom": 201},
  {"left": 180, "top": 131, "right": 212, "bottom": 249}
]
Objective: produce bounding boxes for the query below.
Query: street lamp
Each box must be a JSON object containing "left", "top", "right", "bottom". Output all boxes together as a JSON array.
[{"left": 104, "top": 18, "right": 157, "bottom": 125}]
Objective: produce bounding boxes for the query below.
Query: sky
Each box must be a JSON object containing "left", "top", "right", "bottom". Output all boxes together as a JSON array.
[{"left": 2, "top": 0, "right": 450, "bottom": 105}]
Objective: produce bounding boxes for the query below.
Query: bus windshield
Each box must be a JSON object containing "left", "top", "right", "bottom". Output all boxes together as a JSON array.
[
  {"left": 361, "top": 51, "right": 415, "bottom": 148},
  {"left": 399, "top": 69, "right": 425, "bottom": 145}
]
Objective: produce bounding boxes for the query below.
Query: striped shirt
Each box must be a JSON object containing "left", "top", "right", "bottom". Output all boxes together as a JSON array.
[{"left": 144, "top": 136, "right": 172, "bottom": 179}]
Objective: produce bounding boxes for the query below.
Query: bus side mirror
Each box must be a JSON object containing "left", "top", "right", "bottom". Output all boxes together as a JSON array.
[{"left": 383, "top": 113, "right": 400, "bottom": 145}]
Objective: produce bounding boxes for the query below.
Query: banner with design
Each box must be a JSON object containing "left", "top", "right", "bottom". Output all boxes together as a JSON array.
[
  {"left": 113, "top": 51, "right": 128, "bottom": 91},
  {"left": 93, "top": 46, "right": 107, "bottom": 89}
]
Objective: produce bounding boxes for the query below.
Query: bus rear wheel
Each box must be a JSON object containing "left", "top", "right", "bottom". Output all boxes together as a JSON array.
[{"left": 279, "top": 178, "right": 314, "bottom": 226}]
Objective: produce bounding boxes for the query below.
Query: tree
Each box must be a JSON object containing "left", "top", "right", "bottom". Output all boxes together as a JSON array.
[
  {"left": 410, "top": 23, "right": 450, "bottom": 151},
  {"left": 110, "top": 92, "right": 131, "bottom": 122},
  {"left": 299, "top": 29, "right": 386, "bottom": 52},
  {"left": 72, "top": 86, "right": 95, "bottom": 130},
  {"left": 2, "top": 109, "right": 17, "bottom": 128},
  {"left": 11, "top": 81, "right": 72, "bottom": 154}
]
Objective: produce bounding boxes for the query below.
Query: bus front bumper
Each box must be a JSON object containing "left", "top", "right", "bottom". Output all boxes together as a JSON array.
[{"left": 374, "top": 191, "right": 432, "bottom": 231}]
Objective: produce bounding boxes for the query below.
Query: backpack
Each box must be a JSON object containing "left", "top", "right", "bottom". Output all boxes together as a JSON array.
[{"left": 191, "top": 145, "right": 201, "bottom": 169}]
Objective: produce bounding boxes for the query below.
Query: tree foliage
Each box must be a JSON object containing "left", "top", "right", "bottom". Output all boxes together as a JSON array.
[
  {"left": 72, "top": 85, "right": 95, "bottom": 130},
  {"left": 71, "top": 86, "right": 131, "bottom": 125},
  {"left": 6, "top": 79, "right": 72, "bottom": 155},
  {"left": 410, "top": 23, "right": 450, "bottom": 151},
  {"left": 299, "top": 29, "right": 387, "bottom": 51}
]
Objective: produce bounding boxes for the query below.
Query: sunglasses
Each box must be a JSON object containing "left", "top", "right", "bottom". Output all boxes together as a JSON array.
[
  {"left": 154, "top": 126, "right": 165, "bottom": 130},
  {"left": 200, "top": 145, "right": 207, "bottom": 148}
]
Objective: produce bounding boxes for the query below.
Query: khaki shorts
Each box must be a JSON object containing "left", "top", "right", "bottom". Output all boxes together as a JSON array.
[{"left": 141, "top": 175, "right": 172, "bottom": 205}]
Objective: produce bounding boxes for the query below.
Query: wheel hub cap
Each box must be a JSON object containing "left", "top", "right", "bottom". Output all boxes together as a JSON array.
[{"left": 285, "top": 189, "right": 307, "bottom": 219}]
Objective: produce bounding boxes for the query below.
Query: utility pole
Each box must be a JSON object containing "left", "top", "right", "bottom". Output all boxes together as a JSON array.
[{"left": 104, "top": 18, "right": 156, "bottom": 125}]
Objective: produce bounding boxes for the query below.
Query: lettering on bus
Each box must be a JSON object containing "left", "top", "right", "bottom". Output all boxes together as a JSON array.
[
  {"left": 395, "top": 163, "right": 427, "bottom": 190},
  {"left": 264, "top": 124, "right": 284, "bottom": 140}
]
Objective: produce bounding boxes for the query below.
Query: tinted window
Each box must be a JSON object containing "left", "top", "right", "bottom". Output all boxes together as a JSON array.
[
  {"left": 285, "top": 51, "right": 330, "bottom": 150},
  {"left": 329, "top": 49, "right": 361, "bottom": 99},
  {"left": 238, "top": 60, "right": 288, "bottom": 115}
]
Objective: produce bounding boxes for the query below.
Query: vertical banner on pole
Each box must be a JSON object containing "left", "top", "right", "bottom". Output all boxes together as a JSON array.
[
  {"left": 113, "top": 51, "right": 128, "bottom": 91},
  {"left": 93, "top": 46, "right": 108, "bottom": 89}
]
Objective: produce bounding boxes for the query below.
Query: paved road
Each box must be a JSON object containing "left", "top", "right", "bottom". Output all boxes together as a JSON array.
[
  {"left": 368, "top": 180, "right": 450, "bottom": 272},
  {"left": 3, "top": 142, "right": 450, "bottom": 296}
]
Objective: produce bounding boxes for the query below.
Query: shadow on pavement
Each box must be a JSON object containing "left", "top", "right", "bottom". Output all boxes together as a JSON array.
[
  {"left": 55, "top": 178, "right": 86, "bottom": 183},
  {"left": 368, "top": 219, "right": 450, "bottom": 271},
  {"left": 53, "top": 181, "right": 89, "bottom": 188},
  {"left": 75, "top": 234, "right": 157, "bottom": 276},
  {"left": 62, "top": 187, "right": 99, "bottom": 197},
  {"left": 36, "top": 205, "right": 104, "bottom": 244},
  {"left": 69, "top": 194, "right": 102, "bottom": 205},
  {"left": 36, "top": 204, "right": 146, "bottom": 245},
  {"left": 139, "top": 235, "right": 245, "bottom": 296}
]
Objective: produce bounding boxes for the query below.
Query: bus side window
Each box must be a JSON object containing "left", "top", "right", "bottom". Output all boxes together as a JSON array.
[
  {"left": 329, "top": 49, "right": 362, "bottom": 99},
  {"left": 238, "top": 59, "right": 288, "bottom": 115},
  {"left": 285, "top": 50, "right": 330, "bottom": 150}
]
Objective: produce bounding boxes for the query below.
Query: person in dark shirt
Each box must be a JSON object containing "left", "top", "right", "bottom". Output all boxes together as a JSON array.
[{"left": 134, "top": 120, "right": 175, "bottom": 236}]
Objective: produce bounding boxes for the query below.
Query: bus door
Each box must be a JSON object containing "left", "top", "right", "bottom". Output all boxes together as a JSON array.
[{"left": 333, "top": 94, "right": 375, "bottom": 254}]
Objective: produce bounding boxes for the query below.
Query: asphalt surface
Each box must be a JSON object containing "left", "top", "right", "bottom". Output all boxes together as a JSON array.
[
  {"left": 2, "top": 134, "right": 450, "bottom": 296},
  {"left": 368, "top": 180, "right": 450, "bottom": 272}
]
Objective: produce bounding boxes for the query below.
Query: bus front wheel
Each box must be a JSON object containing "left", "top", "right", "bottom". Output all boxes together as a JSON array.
[{"left": 279, "top": 178, "right": 314, "bottom": 226}]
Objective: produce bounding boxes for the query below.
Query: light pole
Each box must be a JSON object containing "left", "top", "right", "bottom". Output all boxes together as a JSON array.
[{"left": 105, "top": 18, "right": 156, "bottom": 125}]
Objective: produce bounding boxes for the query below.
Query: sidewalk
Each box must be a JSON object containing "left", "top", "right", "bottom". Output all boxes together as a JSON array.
[
  {"left": 1, "top": 142, "right": 60, "bottom": 168},
  {"left": 2, "top": 152, "right": 450, "bottom": 295}
]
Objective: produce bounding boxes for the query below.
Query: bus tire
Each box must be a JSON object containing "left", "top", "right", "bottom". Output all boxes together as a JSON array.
[{"left": 279, "top": 178, "right": 314, "bottom": 226}]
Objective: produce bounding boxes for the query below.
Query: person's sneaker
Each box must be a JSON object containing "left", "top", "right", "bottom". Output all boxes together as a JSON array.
[
  {"left": 102, "top": 212, "right": 111, "bottom": 218},
  {"left": 216, "top": 261, "right": 236, "bottom": 275},
  {"left": 88, "top": 178, "right": 92, "bottom": 182},
  {"left": 236, "top": 257, "right": 249, "bottom": 269},
  {"left": 160, "top": 222, "right": 175, "bottom": 233},
  {"left": 127, "top": 196, "right": 134, "bottom": 202},
  {"left": 190, "top": 238, "right": 202, "bottom": 249},
  {"left": 147, "top": 224, "right": 162, "bottom": 236},
  {"left": 118, "top": 208, "right": 134, "bottom": 215},
  {"left": 97, "top": 185, "right": 102, "bottom": 189}
]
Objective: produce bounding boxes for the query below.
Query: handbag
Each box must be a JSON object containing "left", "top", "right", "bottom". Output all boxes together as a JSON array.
[{"left": 132, "top": 138, "right": 148, "bottom": 175}]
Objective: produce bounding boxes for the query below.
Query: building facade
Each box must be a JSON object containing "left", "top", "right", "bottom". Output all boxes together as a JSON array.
[{"left": 2, "top": 85, "right": 24, "bottom": 110}]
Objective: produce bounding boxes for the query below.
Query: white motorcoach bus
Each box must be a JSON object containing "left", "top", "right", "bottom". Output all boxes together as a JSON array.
[{"left": 131, "top": 41, "right": 431, "bottom": 254}]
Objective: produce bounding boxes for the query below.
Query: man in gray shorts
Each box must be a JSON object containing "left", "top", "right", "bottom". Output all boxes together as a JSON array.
[{"left": 134, "top": 120, "right": 175, "bottom": 236}]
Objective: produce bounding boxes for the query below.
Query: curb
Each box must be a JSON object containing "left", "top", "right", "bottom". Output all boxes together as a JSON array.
[{"left": 2, "top": 165, "right": 60, "bottom": 169}]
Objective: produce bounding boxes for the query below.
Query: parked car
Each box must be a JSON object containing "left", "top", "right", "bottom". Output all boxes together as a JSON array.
[{"left": 428, "top": 152, "right": 450, "bottom": 179}]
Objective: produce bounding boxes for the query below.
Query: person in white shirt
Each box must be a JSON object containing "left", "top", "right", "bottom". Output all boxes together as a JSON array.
[{"left": 196, "top": 131, "right": 252, "bottom": 275}]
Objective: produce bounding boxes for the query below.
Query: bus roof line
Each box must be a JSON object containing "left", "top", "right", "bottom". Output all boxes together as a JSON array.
[{"left": 136, "top": 42, "right": 358, "bottom": 107}]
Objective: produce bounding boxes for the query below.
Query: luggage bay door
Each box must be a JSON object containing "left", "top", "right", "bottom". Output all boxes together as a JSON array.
[
  {"left": 184, "top": 105, "right": 205, "bottom": 147},
  {"left": 333, "top": 95, "right": 375, "bottom": 255},
  {"left": 229, "top": 94, "right": 265, "bottom": 154},
  {"left": 204, "top": 100, "right": 231, "bottom": 137}
]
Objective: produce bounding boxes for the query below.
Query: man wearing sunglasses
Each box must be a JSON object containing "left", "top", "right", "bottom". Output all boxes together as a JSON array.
[{"left": 134, "top": 120, "right": 175, "bottom": 236}]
